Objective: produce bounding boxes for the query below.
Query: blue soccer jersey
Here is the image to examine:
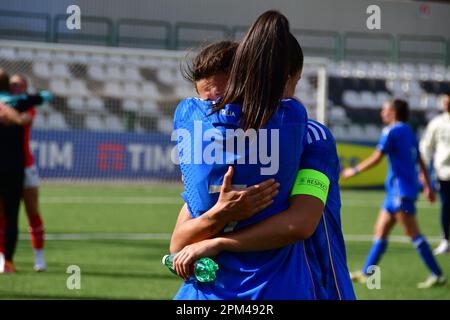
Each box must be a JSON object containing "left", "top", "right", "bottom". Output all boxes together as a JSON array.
[
  {"left": 301, "top": 120, "right": 356, "bottom": 300},
  {"left": 376, "top": 122, "right": 420, "bottom": 200},
  {"left": 173, "top": 97, "right": 318, "bottom": 299}
]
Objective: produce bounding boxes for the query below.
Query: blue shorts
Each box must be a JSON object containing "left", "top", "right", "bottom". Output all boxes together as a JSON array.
[{"left": 382, "top": 195, "right": 416, "bottom": 215}]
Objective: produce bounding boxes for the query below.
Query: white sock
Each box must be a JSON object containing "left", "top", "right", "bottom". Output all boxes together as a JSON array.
[
  {"left": 0, "top": 253, "right": 5, "bottom": 273},
  {"left": 34, "top": 249, "right": 46, "bottom": 267}
]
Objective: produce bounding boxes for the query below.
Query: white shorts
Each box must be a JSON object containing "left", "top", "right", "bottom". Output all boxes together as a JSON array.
[{"left": 24, "top": 165, "right": 40, "bottom": 188}]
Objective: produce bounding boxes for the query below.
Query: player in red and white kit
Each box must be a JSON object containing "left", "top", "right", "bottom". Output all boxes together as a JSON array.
[{"left": 9, "top": 74, "right": 46, "bottom": 272}]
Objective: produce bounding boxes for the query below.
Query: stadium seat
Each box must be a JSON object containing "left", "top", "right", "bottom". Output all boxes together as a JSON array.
[
  {"left": 376, "top": 91, "right": 391, "bottom": 106},
  {"left": 328, "top": 106, "right": 348, "bottom": 123},
  {"left": 365, "top": 125, "right": 381, "bottom": 141},
  {"left": 54, "top": 52, "right": 72, "bottom": 63},
  {"left": 85, "top": 115, "right": 106, "bottom": 131},
  {"left": 446, "top": 66, "right": 450, "bottom": 81},
  {"left": 157, "top": 68, "right": 177, "bottom": 85},
  {"left": 17, "top": 49, "right": 34, "bottom": 61},
  {"left": 33, "top": 62, "right": 51, "bottom": 79},
  {"left": 47, "top": 113, "right": 68, "bottom": 130},
  {"left": 51, "top": 63, "right": 71, "bottom": 78},
  {"left": 32, "top": 113, "right": 47, "bottom": 129},
  {"left": 400, "top": 63, "right": 416, "bottom": 80},
  {"left": 420, "top": 93, "right": 437, "bottom": 110},
  {"left": 415, "top": 63, "right": 430, "bottom": 81},
  {"left": 368, "top": 62, "right": 386, "bottom": 79},
  {"left": 123, "top": 99, "right": 140, "bottom": 112},
  {"left": 385, "top": 63, "right": 400, "bottom": 79},
  {"left": 104, "top": 115, "right": 126, "bottom": 132},
  {"left": 360, "top": 91, "right": 377, "bottom": 108},
  {"left": 348, "top": 124, "right": 366, "bottom": 141},
  {"left": 105, "top": 66, "right": 123, "bottom": 81},
  {"left": 141, "top": 82, "right": 161, "bottom": 100},
  {"left": 124, "top": 56, "right": 143, "bottom": 66},
  {"left": 68, "top": 79, "right": 89, "bottom": 96},
  {"left": 103, "top": 82, "right": 124, "bottom": 98},
  {"left": 353, "top": 62, "right": 369, "bottom": 78},
  {"left": 90, "top": 54, "right": 107, "bottom": 65},
  {"left": 35, "top": 50, "right": 53, "bottom": 62},
  {"left": 386, "top": 79, "right": 402, "bottom": 95},
  {"left": 157, "top": 117, "right": 173, "bottom": 134},
  {"left": 123, "top": 67, "right": 142, "bottom": 82},
  {"left": 68, "top": 96, "right": 86, "bottom": 111},
  {"left": 123, "top": 82, "right": 141, "bottom": 99},
  {"left": 88, "top": 65, "right": 105, "bottom": 81},
  {"left": 336, "top": 61, "right": 352, "bottom": 78},
  {"left": 408, "top": 94, "right": 422, "bottom": 111},
  {"left": 142, "top": 100, "right": 158, "bottom": 113},
  {"left": 107, "top": 55, "right": 125, "bottom": 65},
  {"left": 431, "top": 65, "right": 447, "bottom": 81},
  {"left": 0, "top": 47, "right": 16, "bottom": 60},
  {"left": 330, "top": 125, "right": 348, "bottom": 140},
  {"left": 342, "top": 90, "right": 360, "bottom": 108},
  {"left": 49, "top": 79, "right": 69, "bottom": 96},
  {"left": 72, "top": 52, "right": 89, "bottom": 64},
  {"left": 86, "top": 97, "right": 105, "bottom": 111}
]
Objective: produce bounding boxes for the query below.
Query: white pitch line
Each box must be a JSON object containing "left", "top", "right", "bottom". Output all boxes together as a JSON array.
[
  {"left": 40, "top": 196, "right": 183, "bottom": 204},
  {"left": 18, "top": 233, "right": 441, "bottom": 244},
  {"left": 39, "top": 196, "right": 437, "bottom": 209}
]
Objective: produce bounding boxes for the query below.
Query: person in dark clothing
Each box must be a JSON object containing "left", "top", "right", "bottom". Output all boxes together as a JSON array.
[
  {"left": 0, "top": 68, "right": 53, "bottom": 273},
  {"left": 0, "top": 68, "right": 25, "bottom": 273}
]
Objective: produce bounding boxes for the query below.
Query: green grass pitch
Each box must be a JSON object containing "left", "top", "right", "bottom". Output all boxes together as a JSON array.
[{"left": 0, "top": 184, "right": 448, "bottom": 300}]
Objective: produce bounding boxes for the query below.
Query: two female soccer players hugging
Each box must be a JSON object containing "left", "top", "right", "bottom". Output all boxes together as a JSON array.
[{"left": 169, "top": 11, "right": 355, "bottom": 300}]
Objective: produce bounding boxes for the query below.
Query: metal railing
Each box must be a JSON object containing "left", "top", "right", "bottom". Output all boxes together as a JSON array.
[
  {"left": 53, "top": 14, "right": 114, "bottom": 46},
  {"left": 0, "top": 10, "right": 51, "bottom": 42},
  {"left": 174, "top": 22, "right": 230, "bottom": 49},
  {"left": 116, "top": 18, "right": 171, "bottom": 49},
  {"left": 0, "top": 10, "right": 449, "bottom": 65}
]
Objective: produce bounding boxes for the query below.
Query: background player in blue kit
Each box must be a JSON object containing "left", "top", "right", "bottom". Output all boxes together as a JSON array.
[{"left": 342, "top": 99, "right": 446, "bottom": 288}]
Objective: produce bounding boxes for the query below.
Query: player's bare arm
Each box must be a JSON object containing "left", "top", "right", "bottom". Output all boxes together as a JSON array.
[
  {"left": 173, "top": 194, "right": 324, "bottom": 279},
  {"left": 170, "top": 166, "right": 279, "bottom": 253},
  {"left": 417, "top": 155, "right": 436, "bottom": 203},
  {"left": 341, "top": 149, "right": 384, "bottom": 179}
]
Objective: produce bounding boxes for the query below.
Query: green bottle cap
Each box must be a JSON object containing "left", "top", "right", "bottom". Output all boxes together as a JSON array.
[{"left": 162, "top": 254, "right": 170, "bottom": 265}]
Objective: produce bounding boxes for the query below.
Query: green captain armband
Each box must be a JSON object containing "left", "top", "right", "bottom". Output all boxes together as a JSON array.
[{"left": 290, "top": 169, "right": 330, "bottom": 204}]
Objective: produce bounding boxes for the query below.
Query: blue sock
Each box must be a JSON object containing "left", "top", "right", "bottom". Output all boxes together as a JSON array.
[
  {"left": 362, "top": 238, "right": 388, "bottom": 275},
  {"left": 412, "top": 235, "right": 442, "bottom": 277}
]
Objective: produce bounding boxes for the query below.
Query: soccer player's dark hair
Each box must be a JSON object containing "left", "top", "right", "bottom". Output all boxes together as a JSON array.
[
  {"left": 0, "top": 68, "right": 10, "bottom": 92},
  {"left": 183, "top": 41, "right": 239, "bottom": 84},
  {"left": 214, "top": 10, "right": 302, "bottom": 130},
  {"left": 391, "top": 99, "right": 409, "bottom": 122}
]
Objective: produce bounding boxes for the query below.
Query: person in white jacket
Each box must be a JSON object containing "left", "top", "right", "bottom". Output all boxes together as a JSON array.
[{"left": 420, "top": 92, "right": 450, "bottom": 255}]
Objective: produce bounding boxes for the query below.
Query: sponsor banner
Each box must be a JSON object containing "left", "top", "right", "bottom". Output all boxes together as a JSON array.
[
  {"left": 31, "top": 130, "right": 387, "bottom": 188},
  {"left": 30, "top": 130, "right": 180, "bottom": 180},
  {"left": 337, "top": 141, "right": 388, "bottom": 188}
]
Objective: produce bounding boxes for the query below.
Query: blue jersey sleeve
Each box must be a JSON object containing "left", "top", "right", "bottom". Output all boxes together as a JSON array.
[
  {"left": 376, "top": 127, "right": 393, "bottom": 154},
  {"left": 299, "top": 122, "right": 338, "bottom": 182}
]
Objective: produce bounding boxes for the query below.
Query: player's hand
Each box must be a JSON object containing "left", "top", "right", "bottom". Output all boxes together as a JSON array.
[
  {"left": 172, "top": 238, "right": 221, "bottom": 281},
  {"left": 213, "top": 166, "right": 279, "bottom": 222},
  {"left": 423, "top": 186, "right": 436, "bottom": 203},
  {"left": 341, "top": 167, "right": 357, "bottom": 179},
  {"left": 0, "top": 103, "right": 21, "bottom": 125}
]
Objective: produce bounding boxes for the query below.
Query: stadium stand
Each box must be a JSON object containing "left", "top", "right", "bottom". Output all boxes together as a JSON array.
[{"left": 1, "top": 41, "right": 449, "bottom": 142}]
